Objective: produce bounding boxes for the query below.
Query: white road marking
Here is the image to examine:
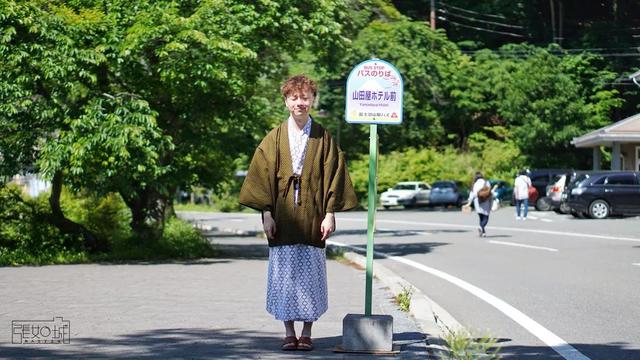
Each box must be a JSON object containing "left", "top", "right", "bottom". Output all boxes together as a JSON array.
[
  {"left": 540, "top": 218, "right": 553, "bottom": 223},
  {"left": 339, "top": 217, "right": 640, "bottom": 243},
  {"left": 633, "top": 263, "right": 640, "bottom": 267},
  {"left": 489, "top": 240, "right": 558, "bottom": 252},
  {"left": 528, "top": 215, "right": 540, "bottom": 220},
  {"left": 328, "top": 240, "right": 590, "bottom": 360}
]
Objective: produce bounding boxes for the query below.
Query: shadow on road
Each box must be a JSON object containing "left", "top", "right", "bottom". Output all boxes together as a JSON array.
[
  {"left": 483, "top": 235, "right": 513, "bottom": 239},
  {"left": 0, "top": 328, "right": 424, "bottom": 359},
  {"left": 328, "top": 242, "right": 449, "bottom": 258},
  {"left": 209, "top": 238, "right": 452, "bottom": 259},
  {"left": 91, "top": 259, "right": 233, "bottom": 266},
  {"left": 215, "top": 243, "right": 270, "bottom": 259},
  {"left": 2, "top": 328, "right": 638, "bottom": 359},
  {"left": 495, "top": 343, "right": 640, "bottom": 360},
  {"left": 372, "top": 242, "right": 448, "bottom": 257},
  {"left": 334, "top": 228, "right": 468, "bottom": 237},
  {"left": 381, "top": 206, "right": 463, "bottom": 213}
]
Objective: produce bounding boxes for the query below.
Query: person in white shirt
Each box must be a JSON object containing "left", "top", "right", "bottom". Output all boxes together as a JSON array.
[
  {"left": 465, "top": 172, "right": 492, "bottom": 237},
  {"left": 513, "top": 170, "right": 532, "bottom": 220}
]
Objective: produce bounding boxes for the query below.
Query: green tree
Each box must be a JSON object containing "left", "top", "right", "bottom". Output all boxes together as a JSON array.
[
  {"left": 1, "top": 0, "right": 351, "bottom": 246},
  {"left": 486, "top": 45, "right": 623, "bottom": 167},
  {"left": 320, "top": 20, "right": 471, "bottom": 155},
  {"left": 0, "top": 0, "right": 111, "bottom": 250}
]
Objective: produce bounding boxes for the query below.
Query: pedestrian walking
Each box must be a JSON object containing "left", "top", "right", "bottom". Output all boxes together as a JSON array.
[
  {"left": 239, "top": 75, "right": 358, "bottom": 351},
  {"left": 464, "top": 172, "right": 492, "bottom": 237},
  {"left": 513, "top": 169, "right": 532, "bottom": 220}
]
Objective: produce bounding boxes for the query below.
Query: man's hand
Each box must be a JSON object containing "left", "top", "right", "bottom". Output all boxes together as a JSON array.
[
  {"left": 263, "top": 211, "right": 276, "bottom": 240},
  {"left": 320, "top": 213, "right": 335, "bottom": 242}
]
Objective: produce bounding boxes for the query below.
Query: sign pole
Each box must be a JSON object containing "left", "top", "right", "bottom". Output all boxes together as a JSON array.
[
  {"left": 365, "top": 124, "right": 377, "bottom": 316},
  {"left": 341, "top": 58, "right": 401, "bottom": 353}
]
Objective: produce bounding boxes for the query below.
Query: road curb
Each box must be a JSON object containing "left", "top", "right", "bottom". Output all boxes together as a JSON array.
[{"left": 335, "top": 248, "right": 466, "bottom": 359}]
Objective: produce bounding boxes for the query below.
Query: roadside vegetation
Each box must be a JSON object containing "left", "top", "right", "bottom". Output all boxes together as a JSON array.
[
  {"left": 443, "top": 329, "right": 501, "bottom": 360},
  {"left": 395, "top": 285, "right": 414, "bottom": 312},
  {"left": 326, "top": 246, "right": 346, "bottom": 261},
  {"left": 0, "top": 185, "right": 216, "bottom": 266}
]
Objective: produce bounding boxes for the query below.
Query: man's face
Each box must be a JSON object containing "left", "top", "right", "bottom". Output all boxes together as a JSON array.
[{"left": 284, "top": 90, "right": 315, "bottom": 120}]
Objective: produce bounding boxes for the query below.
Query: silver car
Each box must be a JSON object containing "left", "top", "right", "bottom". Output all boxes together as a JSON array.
[{"left": 380, "top": 181, "right": 431, "bottom": 209}]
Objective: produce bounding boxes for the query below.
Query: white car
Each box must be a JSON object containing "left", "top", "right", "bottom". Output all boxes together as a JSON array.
[{"left": 380, "top": 181, "right": 431, "bottom": 209}]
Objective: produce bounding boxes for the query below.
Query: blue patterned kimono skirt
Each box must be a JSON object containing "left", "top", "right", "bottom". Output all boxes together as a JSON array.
[{"left": 266, "top": 244, "right": 328, "bottom": 322}]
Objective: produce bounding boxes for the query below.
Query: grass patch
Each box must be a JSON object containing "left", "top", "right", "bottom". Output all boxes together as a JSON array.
[
  {"left": 395, "top": 285, "right": 413, "bottom": 312},
  {"left": 326, "top": 245, "right": 345, "bottom": 260},
  {"left": 174, "top": 203, "right": 219, "bottom": 213},
  {"left": 0, "top": 248, "right": 90, "bottom": 266},
  {"left": 443, "top": 329, "right": 501, "bottom": 360},
  {"left": 174, "top": 202, "right": 257, "bottom": 213}
]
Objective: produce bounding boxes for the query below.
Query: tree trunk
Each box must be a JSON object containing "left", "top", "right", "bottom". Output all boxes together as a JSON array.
[
  {"left": 121, "top": 186, "right": 171, "bottom": 241},
  {"left": 166, "top": 185, "right": 177, "bottom": 219},
  {"left": 49, "top": 171, "right": 108, "bottom": 253}
]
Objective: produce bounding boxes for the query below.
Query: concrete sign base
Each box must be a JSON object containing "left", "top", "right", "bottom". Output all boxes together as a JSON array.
[{"left": 341, "top": 314, "right": 394, "bottom": 352}]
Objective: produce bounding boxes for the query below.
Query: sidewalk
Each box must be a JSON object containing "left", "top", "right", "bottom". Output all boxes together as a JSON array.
[{"left": 0, "top": 234, "right": 429, "bottom": 359}]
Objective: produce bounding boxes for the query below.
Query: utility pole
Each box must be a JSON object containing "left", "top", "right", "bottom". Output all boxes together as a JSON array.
[
  {"left": 430, "top": 0, "right": 436, "bottom": 30},
  {"left": 549, "top": 0, "right": 557, "bottom": 43},
  {"left": 558, "top": 0, "right": 564, "bottom": 46}
]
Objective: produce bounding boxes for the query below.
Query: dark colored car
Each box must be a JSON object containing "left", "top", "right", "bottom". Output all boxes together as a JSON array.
[
  {"left": 488, "top": 179, "right": 513, "bottom": 205},
  {"left": 527, "top": 169, "right": 569, "bottom": 211},
  {"left": 566, "top": 171, "right": 640, "bottom": 219},
  {"left": 559, "top": 170, "right": 621, "bottom": 216},
  {"left": 428, "top": 180, "right": 467, "bottom": 207}
]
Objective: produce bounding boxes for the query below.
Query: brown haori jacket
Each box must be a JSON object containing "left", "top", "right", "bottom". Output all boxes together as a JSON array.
[{"left": 239, "top": 120, "right": 358, "bottom": 248}]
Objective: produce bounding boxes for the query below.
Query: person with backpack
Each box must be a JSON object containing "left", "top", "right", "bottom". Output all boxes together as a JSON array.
[
  {"left": 513, "top": 169, "right": 532, "bottom": 220},
  {"left": 464, "top": 171, "right": 493, "bottom": 237}
]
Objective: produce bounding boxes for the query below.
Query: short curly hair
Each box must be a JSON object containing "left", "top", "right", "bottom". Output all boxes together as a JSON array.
[{"left": 281, "top": 75, "right": 317, "bottom": 98}]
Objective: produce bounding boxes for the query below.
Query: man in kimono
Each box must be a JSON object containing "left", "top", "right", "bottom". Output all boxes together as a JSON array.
[{"left": 239, "top": 75, "right": 357, "bottom": 351}]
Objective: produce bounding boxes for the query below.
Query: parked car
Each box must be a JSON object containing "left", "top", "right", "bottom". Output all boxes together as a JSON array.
[
  {"left": 558, "top": 170, "right": 618, "bottom": 216},
  {"left": 380, "top": 181, "right": 431, "bottom": 209},
  {"left": 488, "top": 179, "right": 513, "bottom": 206},
  {"left": 527, "top": 169, "right": 569, "bottom": 211},
  {"left": 547, "top": 174, "right": 567, "bottom": 213},
  {"left": 428, "top": 180, "right": 467, "bottom": 207},
  {"left": 566, "top": 171, "right": 640, "bottom": 219}
]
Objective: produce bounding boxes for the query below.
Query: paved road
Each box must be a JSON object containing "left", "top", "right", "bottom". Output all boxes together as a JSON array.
[
  {"left": 181, "top": 208, "right": 640, "bottom": 360},
  {"left": 0, "top": 234, "right": 427, "bottom": 359}
]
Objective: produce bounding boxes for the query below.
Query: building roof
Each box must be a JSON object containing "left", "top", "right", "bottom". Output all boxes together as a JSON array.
[{"left": 571, "top": 112, "right": 640, "bottom": 147}]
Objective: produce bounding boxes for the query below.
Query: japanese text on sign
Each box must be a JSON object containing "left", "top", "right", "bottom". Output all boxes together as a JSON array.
[{"left": 345, "top": 59, "right": 403, "bottom": 124}]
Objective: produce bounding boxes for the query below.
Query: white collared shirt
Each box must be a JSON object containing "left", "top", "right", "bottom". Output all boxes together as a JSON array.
[
  {"left": 288, "top": 116, "right": 312, "bottom": 175},
  {"left": 288, "top": 116, "right": 312, "bottom": 206}
]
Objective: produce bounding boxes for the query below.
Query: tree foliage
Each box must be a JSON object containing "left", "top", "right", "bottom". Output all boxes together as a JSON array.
[
  {"left": 1, "top": 0, "right": 352, "bottom": 243},
  {"left": 0, "top": 0, "right": 633, "bottom": 255},
  {"left": 317, "top": 16, "right": 624, "bottom": 169}
]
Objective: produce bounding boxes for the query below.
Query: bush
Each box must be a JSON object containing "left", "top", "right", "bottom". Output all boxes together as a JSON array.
[
  {"left": 107, "top": 217, "right": 217, "bottom": 261},
  {"left": 212, "top": 180, "right": 244, "bottom": 212},
  {"left": 61, "top": 190, "right": 132, "bottom": 244},
  {"left": 0, "top": 185, "right": 216, "bottom": 265},
  {"left": 159, "top": 217, "right": 217, "bottom": 258},
  {"left": 0, "top": 185, "right": 86, "bottom": 266}
]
